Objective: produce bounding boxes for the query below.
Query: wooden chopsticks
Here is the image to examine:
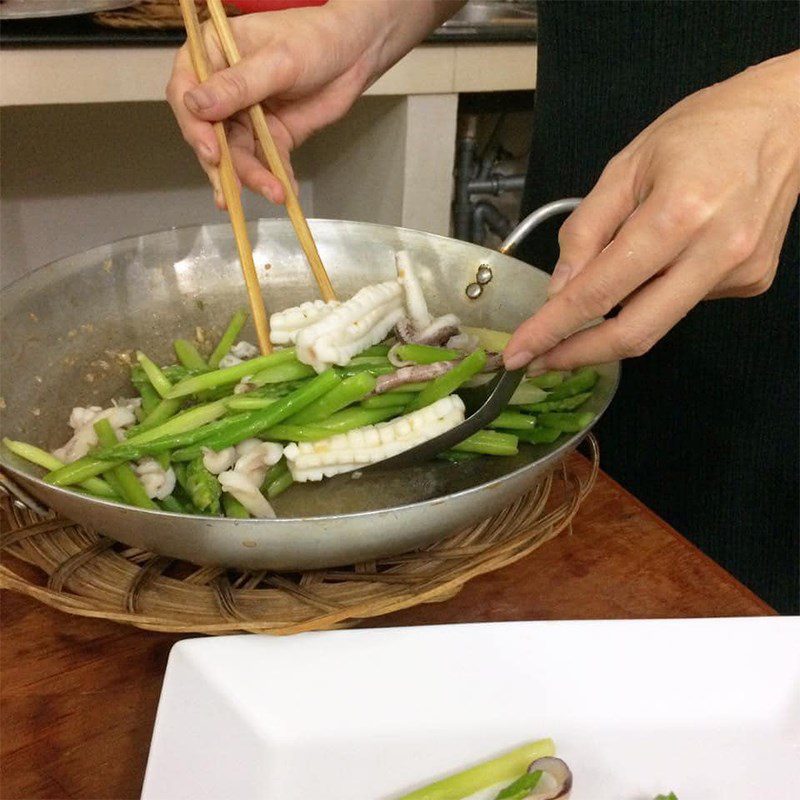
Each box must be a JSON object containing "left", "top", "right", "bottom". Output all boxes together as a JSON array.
[
  {"left": 178, "top": 0, "right": 272, "bottom": 354},
  {"left": 205, "top": 0, "right": 337, "bottom": 304}
]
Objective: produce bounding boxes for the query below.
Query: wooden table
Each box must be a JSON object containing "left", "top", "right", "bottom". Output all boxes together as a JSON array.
[{"left": 0, "top": 458, "right": 772, "bottom": 800}]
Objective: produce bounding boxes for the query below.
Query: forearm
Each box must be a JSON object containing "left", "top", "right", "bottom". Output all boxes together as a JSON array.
[{"left": 325, "top": 0, "right": 465, "bottom": 84}]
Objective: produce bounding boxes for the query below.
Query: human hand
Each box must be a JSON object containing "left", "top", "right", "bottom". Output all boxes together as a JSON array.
[
  {"left": 504, "top": 51, "right": 800, "bottom": 371},
  {"left": 166, "top": 0, "right": 463, "bottom": 208}
]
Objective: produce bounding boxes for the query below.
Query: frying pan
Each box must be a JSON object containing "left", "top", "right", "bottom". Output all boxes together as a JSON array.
[{"left": 0, "top": 204, "right": 619, "bottom": 570}]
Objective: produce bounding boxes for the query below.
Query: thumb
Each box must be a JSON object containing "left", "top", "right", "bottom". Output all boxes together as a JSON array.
[{"left": 184, "top": 53, "right": 297, "bottom": 121}]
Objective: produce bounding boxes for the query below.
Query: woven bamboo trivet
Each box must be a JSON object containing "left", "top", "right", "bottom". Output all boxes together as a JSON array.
[
  {"left": 0, "top": 439, "right": 598, "bottom": 635},
  {"left": 94, "top": 1, "right": 239, "bottom": 29}
]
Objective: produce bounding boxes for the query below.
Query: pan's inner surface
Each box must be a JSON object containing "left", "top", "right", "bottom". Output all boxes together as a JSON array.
[{"left": 0, "top": 219, "right": 618, "bottom": 517}]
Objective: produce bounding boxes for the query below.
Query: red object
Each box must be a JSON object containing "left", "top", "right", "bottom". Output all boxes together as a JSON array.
[{"left": 228, "top": 0, "right": 328, "bottom": 12}]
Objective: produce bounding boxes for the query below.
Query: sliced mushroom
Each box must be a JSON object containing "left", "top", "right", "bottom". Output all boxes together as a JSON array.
[{"left": 526, "top": 756, "right": 572, "bottom": 799}]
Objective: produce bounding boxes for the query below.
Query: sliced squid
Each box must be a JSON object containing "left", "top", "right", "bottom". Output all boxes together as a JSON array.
[
  {"left": 283, "top": 395, "right": 465, "bottom": 481},
  {"left": 395, "top": 251, "right": 461, "bottom": 345},
  {"left": 270, "top": 298, "right": 339, "bottom": 345},
  {"left": 214, "top": 438, "right": 283, "bottom": 518},
  {"left": 134, "top": 457, "right": 176, "bottom": 500},
  {"left": 295, "top": 281, "right": 404, "bottom": 372},
  {"left": 53, "top": 401, "right": 139, "bottom": 464}
]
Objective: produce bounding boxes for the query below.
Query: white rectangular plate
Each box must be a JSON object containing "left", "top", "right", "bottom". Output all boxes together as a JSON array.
[{"left": 142, "top": 617, "right": 799, "bottom": 800}]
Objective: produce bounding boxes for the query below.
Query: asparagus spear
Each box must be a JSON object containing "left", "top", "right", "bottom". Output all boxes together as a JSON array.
[
  {"left": 45, "top": 401, "right": 231, "bottom": 485},
  {"left": 208, "top": 309, "right": 248, "bottom": 369},
  {"left": 93, "top": 419, "right": 157, "bottom": 510},
  {"left": 519, "top": 392, "right": 593, "bottom": 414},
  {"left": 488, "top": 410, "right": 538, "bottom": 431},
  {"left": 262, "top": 459, "right": 293, "bottom": 499},
  {"left": 545, "top": 367, "right": 598, "bottom": 401},
  {"left": 407, "top": 349, "right": 487, "bottom": 412},
  {"left": 2, "top": 438, "right": 118, "bottom": 500},
  {"left": 136, "top": 351, "right": 172, "bottom": 398},
  {"left": 453, "top": 429, "right": 518, "bottom": 456},
  {"left": 170, "top": 370, "right": 340, "bottom": 461},
  {"left": 394, "top": 344, "right": 461, "bottom": 364},
  {"left": 514, "top": 427, "right": 562, "bottom": 445},
  {"left": 288, "top": 372, "right": 376, "bottom": 424},
  {"left": 361, "top": 392, "right": 417, "bottom": 409},
  {"left": 166, "top": 349, "right": 298, "bottom": 399},
  {"left": 173, "top": 339, "right": 208, "bottom": 371},
  {"left": 185, "top": 456, "right": 221, "bottom": 514},
  {"left": 222, "top": 493, "right": 250, "bottom": 518},
  {"left": 397, "top": 739, "right": 555, "bottom": 800},
  {"left": 537, "top": 411, "right": 595, "bottom": 433}
]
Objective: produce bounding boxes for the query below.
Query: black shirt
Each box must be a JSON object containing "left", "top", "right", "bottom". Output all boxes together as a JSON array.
[{"left": 518, "top": 0, "right": 799, "bottom": 612}]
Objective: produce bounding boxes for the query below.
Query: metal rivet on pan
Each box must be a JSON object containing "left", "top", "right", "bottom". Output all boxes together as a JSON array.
[
  {"left": 465, "top": 282, "right": 483, "bottom": 300},
  {"left": 476, "top": 265, "right": 493, "bottom": 285}
]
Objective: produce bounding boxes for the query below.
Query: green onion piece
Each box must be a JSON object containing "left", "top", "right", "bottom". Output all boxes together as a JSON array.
[{"left": 208, "top": 309, "right": 247, "bottom": 369}]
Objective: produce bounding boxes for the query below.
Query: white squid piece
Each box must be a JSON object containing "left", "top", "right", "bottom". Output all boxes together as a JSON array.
[
  {"left": 295, "top": 281, "right": 404, "bottom": 373},
  {"left": 283, "top": 395, "right": 465, "bottom": 482},
  {"left": 216, "top": 438, "right": 283, "bottom": 518},
  {"left": 395, "top": 251, "right": 461, "bottom": 342},
  {"left": 217, "top": 471, "right": 276, "bottom": 519},
  {"left": 218, "top": 339, "right": 260, "bottom": 368},
  {"left": 201, "top": 446, "right": 237, "bottom": 475},
  {"left": 270, "top": 299, "right": 339, "bottom": 345},
  {"left": 52, "top": 401, "right": 140, "bottom": 464},
  {"left": 134, "top": 458, "right": 176, "bottom": 501}
]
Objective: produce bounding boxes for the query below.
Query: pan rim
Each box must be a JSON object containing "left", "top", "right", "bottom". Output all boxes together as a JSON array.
[{"left": 1, "top": 219, "right": 620, "bottom": 525}]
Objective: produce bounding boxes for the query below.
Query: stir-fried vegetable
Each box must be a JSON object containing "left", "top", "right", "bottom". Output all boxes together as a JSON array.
[
  {"left": 397, "top": 739, "right": 555, "bottom": 800},
  {"left": 6, "top": 254, "right": 603, "bottom": 518}
]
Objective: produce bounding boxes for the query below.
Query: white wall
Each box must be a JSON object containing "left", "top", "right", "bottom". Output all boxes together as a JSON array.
[{"left": 1, "top": 95, "right": 457, "bottom": 288}]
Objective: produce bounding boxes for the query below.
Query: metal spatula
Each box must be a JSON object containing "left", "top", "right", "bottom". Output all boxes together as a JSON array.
[{"left": 357, "top": 368, "right": 525, "bottom": 473}]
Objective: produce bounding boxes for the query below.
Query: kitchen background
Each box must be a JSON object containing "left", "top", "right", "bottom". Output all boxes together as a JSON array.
[{"left": 0, "top": 0, "right": 537, "bottom": 286}]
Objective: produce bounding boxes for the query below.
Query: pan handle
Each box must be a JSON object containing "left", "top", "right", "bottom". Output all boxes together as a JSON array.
[{"left": 499, "top": 197, "right": 582, "bottom": 255}]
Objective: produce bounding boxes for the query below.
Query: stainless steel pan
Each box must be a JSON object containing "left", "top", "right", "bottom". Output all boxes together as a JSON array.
[{"left": 0, "top": 208, "right": 618, "bottom": 570}]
